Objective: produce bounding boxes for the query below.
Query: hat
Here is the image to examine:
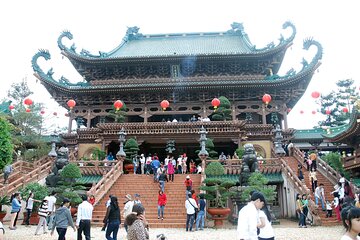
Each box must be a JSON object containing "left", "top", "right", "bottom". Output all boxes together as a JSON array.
[
  {"left": 134, "top": 193, "right": 140, "bottom": 197},
  {"left": 125, "top": 194, "right": 132, "bottom": 201},
  {"left": 186, "top": 175, "right": 190, "bottom": 179}
]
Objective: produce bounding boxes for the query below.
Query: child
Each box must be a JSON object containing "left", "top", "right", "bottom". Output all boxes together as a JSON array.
[
  {"left": 325, "top": 201, "right": 332, "bottom": 218},
  {"left": 333, "top": 192, "right": 341, "bottom": 222},
  {"left": 340, "top": 207, "right": 360, "bottom": 240}
]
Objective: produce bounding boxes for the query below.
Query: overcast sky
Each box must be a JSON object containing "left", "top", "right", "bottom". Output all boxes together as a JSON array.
[{"left": 1, "top": 0, "right": 359, "bottom": 130}]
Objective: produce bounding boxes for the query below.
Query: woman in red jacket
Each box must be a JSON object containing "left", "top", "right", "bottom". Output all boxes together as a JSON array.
[{"left": 157, "top": 190, "right": 167, "bottom": 220}]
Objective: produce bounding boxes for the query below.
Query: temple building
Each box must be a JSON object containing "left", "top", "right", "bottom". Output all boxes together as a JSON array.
[{"left": 32, "top": 22, "right": 322, "bottom": 161}]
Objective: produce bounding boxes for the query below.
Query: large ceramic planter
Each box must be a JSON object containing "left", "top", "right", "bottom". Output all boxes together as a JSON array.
[
  {"left": 124, "top": 164, "right": 134, "bottom": 174},
  {"left": 0, "top": 211, "right": 6, "bottom": 222},
  {"left": 207, "top": 207, "right": 231, "bottom": 227},
  {"left": 70, "top": 207, "right": 77, "bottom": 217},
  {"left": 22, "top": 212, "right": 40, "bottom": 225}
]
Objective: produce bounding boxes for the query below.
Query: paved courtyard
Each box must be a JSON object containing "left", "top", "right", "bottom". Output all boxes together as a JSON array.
[{"left": 3, "top": 219, "right": 344, "bottom": 240}]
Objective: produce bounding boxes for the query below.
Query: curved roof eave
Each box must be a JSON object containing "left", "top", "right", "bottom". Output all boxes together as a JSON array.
[
  {"left": 321, "top": 109, "right": 360, "bottom": 142},
  {"left": 34, "top": 59, "right": 319, "bottom": 95}
]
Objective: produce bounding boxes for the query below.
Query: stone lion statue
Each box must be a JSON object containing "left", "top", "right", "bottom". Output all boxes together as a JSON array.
[{"left": 242, "top": 143, "right": 259, "bottom": 173}]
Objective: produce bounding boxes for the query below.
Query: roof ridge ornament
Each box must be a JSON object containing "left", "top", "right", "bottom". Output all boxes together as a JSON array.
[
  {"left": 124, "top": 26, "right": 143, "bottom": 41},
  {"left": 58, "top": 30, "right": 75, "bottom": 52}
]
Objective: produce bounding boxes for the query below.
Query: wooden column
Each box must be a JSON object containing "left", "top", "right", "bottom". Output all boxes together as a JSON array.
[
  {"left": 144, "top": 105, "right": 148, "bottom": 123},
  {"left": 67, "top": 113, "right": 72, "bottom": 134},
  {"left": 87, "top": 108, "right": 91, "bottom": 129},
  {"left": 283, "top": 110, "right": 288, "bottom": 129},
  {"left": 262, "top": 104, "right": 267, "bottom": 125},
  {"left": 232, "top": 104, "right": 236, "bottom": 121},
  {"left": 202, "top": 102, "right": 207, "bottom": 118}
]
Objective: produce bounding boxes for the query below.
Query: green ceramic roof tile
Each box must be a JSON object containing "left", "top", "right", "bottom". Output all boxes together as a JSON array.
[
  {"left": 207, "top": 173, "right": 283, "bottom": 184},
  {"left": 293, "top": 128, "right": 327, "bottom": 140},
  {"left": 77, "top": 175, "right": 102, "bottom": 184},
  {"left": 109, "top": 34, "right": 254, "bottom": 58}
]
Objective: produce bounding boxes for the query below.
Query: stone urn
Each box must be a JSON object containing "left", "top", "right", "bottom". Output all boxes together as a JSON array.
[{"left": 207, "top": 207, "right": 231, "bottom": 227}]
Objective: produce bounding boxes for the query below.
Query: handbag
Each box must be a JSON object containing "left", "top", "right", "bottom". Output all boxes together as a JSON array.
[{"left": 187, "top": 199, "right": 198, "bottom": 213}]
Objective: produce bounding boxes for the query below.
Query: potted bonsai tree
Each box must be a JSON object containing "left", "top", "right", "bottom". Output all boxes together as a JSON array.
[
  {"left": 55, "top": 163, "right": 86, "bottom": 216},
  {"left": 0, "top": 195, "right": 10, "bottom": 222},
  {"left": 19, "top": 182, "right": 49, "bottom": 224},
  {"left": 123, "top": 138, "right": 139, "bottom": 174},
  {"left": 200, "top": 162, "right": 236, "bottom": 227}
]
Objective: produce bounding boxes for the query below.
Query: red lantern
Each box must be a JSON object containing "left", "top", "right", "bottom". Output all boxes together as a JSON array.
[
  {"left": 312, "top": 110, "right": 316, "bottom": 115},
  {"left": 114, "top": 100, "right": 123, "bottom": 111},
  {"left": 40, "top": 109, "right": 45, "bottom": 115},
  {"left": 211, "top": 98, "right": 220, "bottom": 110},
  {"left": 325, "top": 109, "right": 331, "bottom": 115},
  {"left": 343, "top": 107, "right": 349, "bottom": 113},
  {"left": 262, "top": 94, "right": 272, "bottom": 105},
  {"left": 24, "top": 98, "right": 33, "bottom": 106},
  {"left": 311, "top": 91, "right": 320, "bottom": 99},
  {"left": 160, "top": 100, "right": 170, "bottom": 110},
  {"left": 300, "top": 110, "right": 304, "bottom": 114},
  {"left": 8, "top": 105, "right": 15, "bottom": 110},
  {"left": 67, "top": 99, "right": 76, "bottom": 109},
  {"left": 25, "top": 108, "right": 31, "bottom": 113},
  {"left": 53, "top": 112, "right": 57, "bottom": 116}
]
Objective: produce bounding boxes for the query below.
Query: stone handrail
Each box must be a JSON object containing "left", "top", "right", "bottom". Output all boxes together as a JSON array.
[
  {"left": 293, "top": 147, "right": 359, "bottom": 194},
  {"left": 205, "top": 158, "right": 282, "bottom": 175},
  {"left": 0, "top": 156, "right": 55, "bottom": 195},
  {"left": 87, "top": 160, "right": 123, "bottom": 206},
  {"left": 70, "top": 160, "right": 119, "bottom": 175},
  {"left": 280, "top": 158, "right": 310, "bottom": 195}
]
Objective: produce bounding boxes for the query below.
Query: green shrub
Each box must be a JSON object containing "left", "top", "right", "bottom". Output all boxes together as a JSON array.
[
  {"left": 19, "top": 183, "right": 49, "bottom": 211},
  {"left": 60, "top": 163, "right": 82, "bottom": 179}
]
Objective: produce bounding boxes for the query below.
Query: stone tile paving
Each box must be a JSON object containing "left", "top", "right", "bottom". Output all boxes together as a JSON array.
[{"left": 4, "top": 219, "right": 344, "bottom": 240}]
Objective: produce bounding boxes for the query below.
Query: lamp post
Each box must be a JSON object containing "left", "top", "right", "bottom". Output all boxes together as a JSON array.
[
  {"left": 116, "top": 127, "right": 127, "bottom": 158},
  {"left": 48, "top": 132, "right": 58, "bottom": 157},
  {"left": 198, "top": 126, "right": 209, "bottom": 174}
]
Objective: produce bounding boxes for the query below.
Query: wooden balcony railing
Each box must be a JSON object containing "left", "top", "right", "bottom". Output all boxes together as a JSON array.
[
  {"left": 87, "top": 160, "right": 123, "bottom": 206},
  {"left": 343, "top": 152, "right": 360, "bottom": 170}
]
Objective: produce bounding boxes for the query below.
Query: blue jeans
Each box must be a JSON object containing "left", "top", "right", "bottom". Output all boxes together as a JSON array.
[
  {"left": 56, "top": 228, "right": 67, "bottom": 240},
  {"left": 186, "top": 214, "right": 195, "bottom": 231},
  {"left": 158, "top": 205, "right": 165, "bottom": 218},
  {"left": 315, "top": 196, "right": 325, "bottom": 210},
  {"left": 159, "top": 180, "right": 165, "bottom": 192},
  {"left": 196, "top": 210, "right": 205, "bottom": 230},
  {"left": 106, "top": 220, "right": 120, "bottom": 240}
]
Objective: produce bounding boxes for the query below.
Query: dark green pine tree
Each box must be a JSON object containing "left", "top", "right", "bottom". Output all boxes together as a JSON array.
[
  {"left": 124, "top": 138, "right": 139, "bottom": 163},
  {"left": 211, "top": 96, "right": 232, "bottom": 121},
  {"left": 245, "top": 112, "right": 253, "bottom": 122},
  {"left": 317, "top": 79, "right": 357, "bottom": 127},
  {"left": 108, "top": 102, "right": 127, "bottom": 123},
  {"left": 165, "top": 140, "right": 176, "bottom": 154}
]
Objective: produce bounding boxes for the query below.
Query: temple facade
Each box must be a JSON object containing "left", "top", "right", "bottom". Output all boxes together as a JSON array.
[{"left": 32, "top": 22, "right": 322, "bottom": 160}]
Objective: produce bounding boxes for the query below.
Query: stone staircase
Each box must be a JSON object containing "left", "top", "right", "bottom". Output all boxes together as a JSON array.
[
  {"left": 284, "top": 156, "right": 339, "bottom": 226},
  {"left": 92, "top": 174, "right": 202, "bottom": 228}
]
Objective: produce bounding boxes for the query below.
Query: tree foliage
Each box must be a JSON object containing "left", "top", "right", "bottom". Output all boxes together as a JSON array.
[
  {"left": 19, "top": 183, "right": 49, "bottom": 211},
  {"left": 60, "top": 163, "right": 82, "bottom": 179},
  {"left": 124, "top": 138, "right": 139, "bottom": 162},
  {"left": 317, "top": 79, "right": 357, "bottom": 127},
  {"left": 108, "top": 103, "right": 127, "bottom": 123},
  {"left": 241, "top": 172, "right": 276, "bottom": 202},
  {"left": 0, "top": 117, "right": 14, "bottom": 170},
  {"left": 211, "top": 96, "right": 232, "bottom": 121}
]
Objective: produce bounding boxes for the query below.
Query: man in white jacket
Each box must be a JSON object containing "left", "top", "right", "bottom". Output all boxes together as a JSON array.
[{"left": 237, "top": 192, "right": 265, "bottom": 240}]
